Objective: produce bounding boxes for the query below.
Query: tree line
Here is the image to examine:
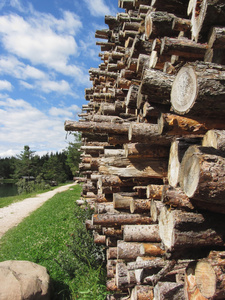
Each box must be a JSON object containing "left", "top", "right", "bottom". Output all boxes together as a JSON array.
[{"left": 0, "top": 135, "right": 81, "bottom": 190}]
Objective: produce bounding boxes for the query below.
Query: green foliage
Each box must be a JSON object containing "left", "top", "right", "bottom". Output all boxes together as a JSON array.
[
  {"left": 65, "top": 133, "right": 82, "bottom": 176},
  {"left": 16, "top": 177, "right": 51, "bottom": 195},
  {"left": 0, "top": 185, "right": 107, "bottom": 300}
]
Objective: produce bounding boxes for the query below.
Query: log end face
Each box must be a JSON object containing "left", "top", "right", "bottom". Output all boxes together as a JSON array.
[
  {"left": 171, "top": 66, "right": 198, "bottom": 115},
  {"left": 195, "top": 261, "right": 216, "bottom": 298},
  {"left": 180, "top": 146, "right": 200, "bottom": 198}
]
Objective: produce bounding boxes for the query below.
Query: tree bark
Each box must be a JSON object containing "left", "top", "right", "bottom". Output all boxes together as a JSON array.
[
  {"left": 141, "top": 69, "right": 175, "bottom": 105},
  {"left": 130, "top": 199, "right": 151, "bottom": 214},
  {"left": 146, "top": 184, "right": 163, "bottom": 200},
  {"left": 153, "top": 282, "right": 185, "bottom": 300},
  {"left": 159, "top": 206, "right": 225, "bottom": 251},
  {"left": 123, "top": 224, "right": 160, "bottom": 242},
  {"left": 124, "top": 143, "right": 169, "bottom": 159},
  {"left": 130, "top": 285, "right": 153, "bottom": 300},
  {"left": 92, "top": 213, "right": 152, "bottom": 227}
]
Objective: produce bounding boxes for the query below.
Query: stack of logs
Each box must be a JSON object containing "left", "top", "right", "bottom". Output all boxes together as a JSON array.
[{"left": 65, "top": 0, "right": 225, "bottom": 299}]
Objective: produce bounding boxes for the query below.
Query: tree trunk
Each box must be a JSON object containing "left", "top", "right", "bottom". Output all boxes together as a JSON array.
[
  {"left": 123, "top": 224, "right": 160, "bottom": 242},
  {"left": 130, "top": 199, "right": 151, "bottom": 213}
]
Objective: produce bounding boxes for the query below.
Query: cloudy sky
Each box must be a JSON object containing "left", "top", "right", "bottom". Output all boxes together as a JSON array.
[{"left": 0, "top": 0, "right": 121, "bottom": 157}]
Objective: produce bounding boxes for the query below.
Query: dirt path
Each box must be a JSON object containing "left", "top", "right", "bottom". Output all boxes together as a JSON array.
[{"left": 0, "top": 183, "right": 76, "bottom": 239}]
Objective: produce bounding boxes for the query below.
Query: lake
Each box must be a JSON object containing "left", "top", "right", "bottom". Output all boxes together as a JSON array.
[{"left": 0, "top": 182, "right": 18, "bottom": 197}]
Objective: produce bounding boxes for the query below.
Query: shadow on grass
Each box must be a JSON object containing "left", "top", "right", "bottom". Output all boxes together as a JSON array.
[{"left": 50, "top": 279, "right": 71, "bottom": 300}]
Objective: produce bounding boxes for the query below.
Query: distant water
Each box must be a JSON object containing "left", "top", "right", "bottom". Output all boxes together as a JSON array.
[{"left": 0, "top": 182, "right": 18, "bottom": 197}]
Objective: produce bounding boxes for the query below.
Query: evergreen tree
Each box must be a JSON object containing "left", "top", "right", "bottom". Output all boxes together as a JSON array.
[{"left": 14, "top": 145, "right": 36, "bottom": 180}]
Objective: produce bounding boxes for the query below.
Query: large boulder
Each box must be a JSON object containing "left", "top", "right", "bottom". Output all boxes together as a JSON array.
[{"left": 0, "top": 260, "right": 50, "bottom": 300}]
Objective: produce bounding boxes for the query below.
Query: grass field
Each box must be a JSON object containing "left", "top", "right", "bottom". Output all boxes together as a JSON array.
[{"left": 0, "top": 184, "right": 107, "bottom": 299}]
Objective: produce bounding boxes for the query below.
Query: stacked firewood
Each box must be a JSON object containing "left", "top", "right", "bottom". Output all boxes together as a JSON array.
[{"left": 65, "top": 0, "right": 225, "bottom": 299}]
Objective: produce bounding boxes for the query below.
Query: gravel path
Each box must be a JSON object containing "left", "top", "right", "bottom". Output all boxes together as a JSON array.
[{"left": 0, "top": 183, "right": 76, "bottom": 239}]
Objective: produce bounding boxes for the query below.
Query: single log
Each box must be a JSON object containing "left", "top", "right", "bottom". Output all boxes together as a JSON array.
[
  {"left": 136, "top": 54, "right": 149, "bottom": 75},
  {"left": 191, "top": 0, "right": 225, "bottom": 42},
  {"left": 117, "top": 241, "right": 164, "bottom": 260},
  {"left": 153, "top": 282, "right": 185, "bottom": 300},
  {"left": 104, "top": 149, "right": 125, "bottom": 157},
  {"left": 124, "top": 143, "right": 169, "bottom": 158},
  {"left": 94, "top": 233, "right": 106, "bottom": 245},
  {"left": 92, "top": 213, "right": 152, "bottom": 227},
  {"left": 170, "top": 62, "right": 225, "bottom": 117},
  {"left": 122, "top": 21, "right": 141, "bottom": 31},
  {"left": 108, "top": 134, "right": 130, "bottom": 146},
  {"left": 130, "top": 199, "right": 151, "bottom": 213},
  {"left": 131, "top": 285, "right": 153, "bottom": 300},
  {"left": 150, "top": 200, "right": 164, "bottom": 222},
  {"left": 159, "top": 207, "right": 225, "bottom": 251},
  {"left": 172, "top": 17, "right": 191, "bottom": 32},
  {"left": 162, "top": 185, "right": 194, "bottom": 211},
  {"left": 99, "top": 158, "right": 167, "bottom": 179},
  {"left": 102, "top": 228, "right": 123, "bottom": 239},
  {"left": 179, "top": 145, "right": 225, "bottom": 211},
  {"left": 65, "top": 121, "right": 130, "bottom": 135},
  {"left": 105, "top": 15, "right": 119, "bottom": 29},
  {"left": 194, "top": 251, "right": 225, "bottom": 299},
  {"left": 167, "top": 138, "right": 202, "bottom": 187},
  {"left": 123, "top": 225, "right": 160, "bottom": 242},
  {"left": 202, "top": 130, "right": 225, "bottom": 152},
  {"left": 208, "top": 26, "right": 225, "bottom": 49},
  {"left": 85, "top": 220, "right": 102, "bottom": 232},
  {"left": 128, "top": 122, "right": 172, "bottom": 146},
  {"left": 113, "top": 193, "right": 133, "bottom": 210},
  {"left": 96, "top": 203, "right": 119, "bottom": 214},
  {"left": 160, "top": 37, "right": 208, "bottom": 59},
  {"left": 89, "top": 68, "right": 118, "bottom": 79},
  {"left": 125, "top": 84, "right": 139, "bottom": 108},
  {"left": 141, "top": 68, "right": 175, "bottom": 105},
  {"left": 145, "top": 11, "right": 175, "bottom": 40},
  {"left": 107, "top": 247, "right": 117, "bottom": 260},
  {"left": 146, "top": 184, "right": 163, "bottom": 200},
  {"left": 99, "top": 102, "right": 125, "bottom": 115},
  {"left": 158, "top": 113, "right": 225, "bottom": 137}
]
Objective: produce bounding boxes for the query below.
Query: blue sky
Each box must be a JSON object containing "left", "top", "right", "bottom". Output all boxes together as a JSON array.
[{"left": 0, "top": 0, "right": 121, "bottom": 157}]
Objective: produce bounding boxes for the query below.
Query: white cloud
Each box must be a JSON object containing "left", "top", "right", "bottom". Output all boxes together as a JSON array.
[
  {"left": 0, "top": 80, "right": 13, "bottom": 91},
  {"left": 38, "top": 80, "right": 72, "bottom": 94},
  {"left": 0, "top": 97, "right": 77, "bottom": 157},
  {"left": 0, "top": 11, "right": 85, "bottom": 77},
  {"left": 84, "top": 0, "right": 111, "bottom": 17},
  {"left": 49, "top": 104, "right": 80, "bottom": 118}
]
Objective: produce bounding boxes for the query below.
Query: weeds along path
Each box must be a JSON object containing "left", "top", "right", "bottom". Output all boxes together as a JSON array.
[{"left": 0, "top": 183, "right": 76, "bottom": 239}]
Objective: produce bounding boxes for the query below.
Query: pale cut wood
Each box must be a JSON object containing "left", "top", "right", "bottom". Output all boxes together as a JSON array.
[
  {"left": 123, "top": 224, "right": 160, "bottom": 242},
  {"left": 191, "top": 0, "right": 225, "bottom": 42},
  {"left": 167, "top": 138, "right": 201, "bottom": 187},
  {"left": 159, "top": 207, "right": 225, "bottom": 251},
  {"left": 208, "top": 26, "right": 225, "bottom": 49},
  {"left": 150, "top": 200, "right": 164, "bottom": 222},
  {"left": 180, "top": 145, "right": 225, "bottom": 209},
  {"left": 171, "top": 62, "right": 225, "bottom": 117},
  {"left": 113, "top": 193, "right": 133, "bottom": 210},
  {"left": 202, "top": 130, "right": 225, "bottom": 152}
]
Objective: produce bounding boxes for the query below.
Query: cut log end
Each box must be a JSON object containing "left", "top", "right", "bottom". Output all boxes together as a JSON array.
[
  {"left": 195, "top": 261, "right": 216, "bottom": 298},
  {"left": 171, "top": 66, "right": 198, "bottom": 115}
]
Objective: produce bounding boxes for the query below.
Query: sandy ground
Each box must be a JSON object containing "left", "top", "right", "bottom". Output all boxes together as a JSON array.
[{"left": 0, "top": 183, "right": 76, "bottom": 239}]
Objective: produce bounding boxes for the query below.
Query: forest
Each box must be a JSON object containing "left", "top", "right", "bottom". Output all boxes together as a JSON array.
[{"left": 0, "top": 136, "right": 81, "bottom": 193}]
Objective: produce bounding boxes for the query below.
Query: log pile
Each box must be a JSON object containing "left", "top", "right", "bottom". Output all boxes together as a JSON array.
[{"left": 65, "top": 0, "right": 225, "bottom": 298}]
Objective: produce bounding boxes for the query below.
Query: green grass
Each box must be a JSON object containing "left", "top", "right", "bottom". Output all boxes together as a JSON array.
[
  {"left": 0, "top": 184, "right": 107, "bottom": 299},
  {"left": 0, "top": 182, "right": 73, "bottom": 208}
]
